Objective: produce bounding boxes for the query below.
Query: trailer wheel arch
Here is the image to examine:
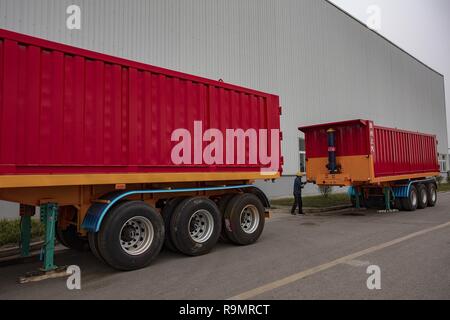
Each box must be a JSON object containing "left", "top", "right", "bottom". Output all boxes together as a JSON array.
[
  {"left": 241, "top": 186, "right": 271, "bottom": 210},
  {"left": 81, "top": 185, "right": 262, "bottom": 234},
  {"left": 401, "top": 185, "right": 419, "bottom": 212}
]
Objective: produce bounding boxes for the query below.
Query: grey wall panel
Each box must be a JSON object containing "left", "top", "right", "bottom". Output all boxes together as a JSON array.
[{"left": 0, "top": 0, "right": 447, "bottom": 177}]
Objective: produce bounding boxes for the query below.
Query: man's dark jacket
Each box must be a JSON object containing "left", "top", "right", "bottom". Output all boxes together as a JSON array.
[{"left": 293, "top": 176, "right": 304, "bottom": 195}]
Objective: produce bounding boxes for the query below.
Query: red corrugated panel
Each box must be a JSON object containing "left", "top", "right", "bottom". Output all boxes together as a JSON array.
[
  {"left": 0, "top": 29, "right": 281, "bottom": 176},
  {"left": 300, "top": 120, "right": 439, "bottom": 179},
  {"left": 301, "top": 120, "right": 370, "bottom": 158},
  {"left": 373, "top": 126, "right": 439, "bottom": 177}
]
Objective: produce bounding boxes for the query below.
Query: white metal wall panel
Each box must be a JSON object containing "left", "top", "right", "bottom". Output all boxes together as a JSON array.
[{"left": 0, "top": 0, "right": 447, "bottom": 175}]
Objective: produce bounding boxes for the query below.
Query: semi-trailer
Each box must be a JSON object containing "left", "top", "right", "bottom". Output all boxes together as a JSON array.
[
  {"left": 0, "top": 29, "right": 282, "bottom": 274},
  {"left": 300, "top": 120, "right": 440, "bottom": 212}
]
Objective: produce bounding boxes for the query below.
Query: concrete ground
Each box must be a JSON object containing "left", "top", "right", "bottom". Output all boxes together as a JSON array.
[{"left": 1, "top": 194, "right": 450, "bottom": 300}]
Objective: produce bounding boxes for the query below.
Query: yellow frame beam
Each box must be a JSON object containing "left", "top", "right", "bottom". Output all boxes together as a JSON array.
[{"left": 0, "top": 172, "right": 280, "bottom": 189}]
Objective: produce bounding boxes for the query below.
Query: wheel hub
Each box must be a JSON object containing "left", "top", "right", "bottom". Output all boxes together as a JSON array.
[
  {"left": 188, "top": 210, "right": 214, "bottom": 243},
  {"left": 121, "top": 225, "right": 136, "bottom": 242},
  {"left": 119, "top": 216, "right": 154, "bottom": 256},
  {"left": 240, "top": 205, "right": 260, "bottom": 234}
]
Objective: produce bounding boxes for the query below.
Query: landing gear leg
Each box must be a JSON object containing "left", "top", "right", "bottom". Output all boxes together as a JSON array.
[
  {"left": 19, "top": 203, "right": 68, "bottom": 284},
  {"left": 40, "top": 203, "right": 58, "bottom": 271},
  {"left": 379, "top": 187, "right": 398, "bottom": 213},
  {"left": 355, "top": 187, "right": 361, "bottom": 209}
]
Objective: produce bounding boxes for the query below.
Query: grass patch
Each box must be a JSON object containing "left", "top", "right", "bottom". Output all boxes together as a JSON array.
[
  {"left": 438, "top": 183, "right": 450, "bottom": 193},
  {"left": 271, "top": 193, "right": 351, "bottom": 208},
  {"left": 0, "top": 218, "right": 44, "bottom": 247}
]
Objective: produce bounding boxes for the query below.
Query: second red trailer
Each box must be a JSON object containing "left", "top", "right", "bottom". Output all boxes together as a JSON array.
[{"left": 300, "top": 119, "right": 439, "bottom": 186}]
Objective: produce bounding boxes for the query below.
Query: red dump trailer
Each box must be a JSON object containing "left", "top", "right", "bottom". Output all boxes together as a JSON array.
[
  {"left": 300, "top": 120, "right": 440, "bottom": 212},
  {"left": 0, "top": 29, "right": 282, "bottom": 273}
]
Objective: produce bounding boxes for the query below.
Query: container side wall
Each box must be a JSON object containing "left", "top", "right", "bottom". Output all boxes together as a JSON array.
[
  {"left": 373, "top": 126, "right": 439, "bottom": 178},
  {"left": 0, "top": 31, "right": 281, "bottom": 177}
]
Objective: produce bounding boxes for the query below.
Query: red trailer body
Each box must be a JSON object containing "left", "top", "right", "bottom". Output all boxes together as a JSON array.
[
  {"left": 0, "top": 29, "right": 281, "bottom": 272},
  {"left": 300, "top": 119, "right": 439, "bottom": 186},
  {"left": 0, "top": 29, "right": 281, "bottom": 188}
]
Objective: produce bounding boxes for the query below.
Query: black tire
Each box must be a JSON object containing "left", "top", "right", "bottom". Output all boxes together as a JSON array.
[
  {"left": 170, "top": 197, "right": 221, "bottom": 256},
  {"left": 217, "top": 194, "right": 235, "bottom": 243},
  {"left": 426, "top": 183, "right": 438, "bottom": 207},
  {"left": 56, "top": 224, "right": 90, "bottom": 251},
  {"left": 55, "top": 224, "right": 69, "bottom": 247},
  {"left": 162, "top": 198, "right": 185, "bottom": 252},
  {"left": 401, "top": 185, "right": 418, "bottom": 212},
  {"left": 56, "top": 206, "right": 90, "bottom": 251},
  {"left": 417, "top": 184, "right": 428, "bottom": 209},
  {"left": 223, "top": 193, "right": 265, "bottom": 246},
  {"left": 394, "top": 198, "right": 403, "bottom": 211},
  {"left": 88, "top": 232, "right": 106, "bottom": 263},
  {"left": 97, "top": 201, "right": 165, "bottom": 271},
  {"left": 350, "top": 196, "right": 357, "bottom": 208}
]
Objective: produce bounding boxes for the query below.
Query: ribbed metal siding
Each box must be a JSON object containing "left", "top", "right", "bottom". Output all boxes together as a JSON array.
[
  {"left": 373, "top": 127, "right": 439, "bottom": 177},
  {"left": 303, "top": 122, "right": 369, "bottom": 158},
  {"left": 0, "top": 30, "right": 281, "bottom": 174},
  {"left": 0, "top": 0, "right": 446, "bottom": 175}
]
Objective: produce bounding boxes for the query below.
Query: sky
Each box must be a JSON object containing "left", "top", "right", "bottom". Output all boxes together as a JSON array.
[{"left": 329, "top": 0, "right": 450, "bottom": 146}]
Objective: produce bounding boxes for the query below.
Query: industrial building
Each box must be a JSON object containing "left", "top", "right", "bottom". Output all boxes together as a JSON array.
[{"left": 0, "top": 0, "right": 447, "bottom": 200}]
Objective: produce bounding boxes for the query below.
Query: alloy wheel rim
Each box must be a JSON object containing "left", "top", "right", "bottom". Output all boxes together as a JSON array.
[
  {"left": 240, "top": 205, "right": 260, "bottom": 234},
  {"left": 189, "top": 209, "right": 214, "bottom": 243},
  {"left": 119, "top": 216, "right": 154, "bottom": 256}
]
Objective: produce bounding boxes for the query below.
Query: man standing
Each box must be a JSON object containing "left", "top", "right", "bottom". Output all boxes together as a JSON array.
[{"left": 291, "top": 172, "right": 306, "bottom": 215}]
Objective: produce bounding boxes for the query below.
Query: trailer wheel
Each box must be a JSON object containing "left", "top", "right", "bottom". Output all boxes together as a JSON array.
[
  {"left": 223, "top": 193, "right": 265, "bottom": 246},
  {"left": 55, "top": 225, "right": 68, "bottom": 247},
  {"left": 217, "top": 194, "right": 235, "bottom": 243},
  {"left": 426, "top": 183, "right": 437, "bottom": 207},
  {"left": 417, "top": 184, "right": 428, "bottom": 209},
  {"left": 97, "top": 201, "right": 164, "bottom": 271},
  {"left": 401, "top": 185, "right": 418, "bottom": 212},
  {"left": 394, "top": 198, "right": 403, "bottom": 211},
  {"left": 88, "top": 232, "right": 105, "bottom": 263},
  {"left": 162, "top": 198, "right": 185, "bottom": 252},
  {"left": 56, "top": 206, "right": 90, "bottom": 251},
  {"left": 170, "top": 197, "right": 221, "bottom": 256}
]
